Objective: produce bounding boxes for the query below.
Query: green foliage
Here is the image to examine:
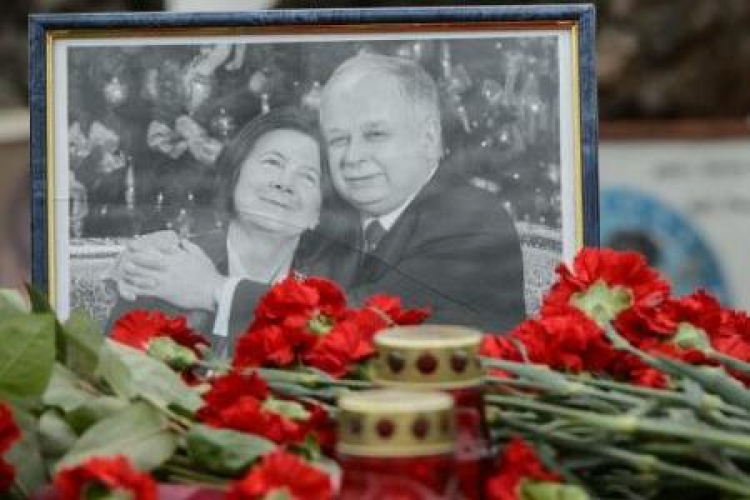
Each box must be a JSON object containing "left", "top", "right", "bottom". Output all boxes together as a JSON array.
[
  {"left": 65, "top": 396, "right": 129, "bottom": 435},
  {"left": 38, "top": 410, "right": 78, "bottom": 459},
  {"left": 571, "top": 280, "right": 632, "bottom": 326},
  {"left": 186, "top": 424, "right": 275, "bottom": 476},
  {"left": 25, "top": 285, "right": 68, "bottom": 364},
  {"left": 0, "top": 313, "right": 56, "bottom": 398},
  {"left": 42, "top": 363, "right": 93, "bottom": 413},
  {"left": 0, "top": 289, "right": 30, "bottom": 314},
  {"left": 96, "top": 340, "right": 203, "bottom": 415},
  {"left": 56, "top": 401, "right": 177, "bottom": 472},
  {"left": 62, "top": 309, "right": 103, "bottom": 380},
  {"left": 5, "top": 404, "right": 48, "bottom": 495},
  {"left": 263, "top": 398, "right": 309, "bottom": 421},
  {"left": 522, "top": 481, "right": 590, "bottom": 500}
]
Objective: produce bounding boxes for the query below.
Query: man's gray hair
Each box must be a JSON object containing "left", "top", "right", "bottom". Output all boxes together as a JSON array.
[{"left": 324, "top": 52, "right": 442, "bottom": 154}]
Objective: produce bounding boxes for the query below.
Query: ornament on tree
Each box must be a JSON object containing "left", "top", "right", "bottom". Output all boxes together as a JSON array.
[
  {"left": 480, "top": 79, "right": 504, "bottom": 108},
  {"left": 394, "top": 40, "right": 434, "bottom": 62},
  {"left": 210, "top": 107, "right": 236, "bottom": 140},
  {"left": 184, "top": 73, "right": 214, "bottom": 115},
  {"left": 301, "top": 81, "right": 323, "bottom": 110},
  {"left": 248, "top": 66, "right": 282, "bottom": 114},
  {"left": 445, "top": 64, "right": 472, "bottom": 96},
  {"left": 248, "top": 68, "right": 271, "bottom": 96},
  {"left": 440, "top": 41, "right": 452, "bottom": 78},
  {"left": 103, "top": 75, "right": 128, "bottom": 107},
  {"left": 442, "top": 65, "right": 473, "bottom": 134},
  {"left": 520, "top": 71, "right": 544, "bottom": 144},
  {"left": 501, "top": 50, "right": 524, "bottom": 106}
]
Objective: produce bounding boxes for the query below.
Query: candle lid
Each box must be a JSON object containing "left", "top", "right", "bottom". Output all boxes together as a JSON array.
[
  {"left": 337, "top": 389, "right": 454, "bottom": 457},
  {"left": 373, "top": 325, "right": 484, "bottom": 389}
]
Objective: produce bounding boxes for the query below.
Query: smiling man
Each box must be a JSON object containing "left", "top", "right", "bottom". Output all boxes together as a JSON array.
[{"left": 319, "top": 53, "right": 525, "bottom": 333}]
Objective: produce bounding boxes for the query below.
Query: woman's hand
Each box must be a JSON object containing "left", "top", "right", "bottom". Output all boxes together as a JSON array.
[{"left": 119, "top": 239, "right": 226, "bottom": 311}]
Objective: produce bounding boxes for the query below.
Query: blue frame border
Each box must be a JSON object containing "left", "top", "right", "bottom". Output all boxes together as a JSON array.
[{"left": 29, "top": 4, "right": 598, "bottom": 296}]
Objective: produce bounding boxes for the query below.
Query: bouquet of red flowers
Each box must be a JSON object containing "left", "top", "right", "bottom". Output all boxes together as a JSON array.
[
  {"left": 481, "top": 249, "right": 750, "bottom": 499},
  {"left": 1, "top": 248, "right": 749, "bottom": 499}
]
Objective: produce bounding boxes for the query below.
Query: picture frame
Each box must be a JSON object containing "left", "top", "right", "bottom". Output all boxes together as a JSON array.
[
  {"left": 30, "top": 5, "right": 598, "bottom": 338},
  {"left": 599, "top": 119, "right": 750, "bottom": 310}
]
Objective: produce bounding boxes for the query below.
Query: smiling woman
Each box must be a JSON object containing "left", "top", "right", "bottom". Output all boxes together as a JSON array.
[
  {"left": 105, "top": 107, "right": 345, "bottom": 349},
  {"left": 232, "top": 128, "right": 322, "bottom": 239}
]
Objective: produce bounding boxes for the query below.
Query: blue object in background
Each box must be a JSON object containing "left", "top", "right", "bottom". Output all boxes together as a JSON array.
[{"left": 601, "top": 187, "right": 731, "bottom": 305}]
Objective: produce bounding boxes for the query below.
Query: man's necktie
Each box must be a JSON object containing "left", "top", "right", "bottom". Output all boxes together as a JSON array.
[{"left": 364, "top": 220, "right": 386, "bottom": 253}]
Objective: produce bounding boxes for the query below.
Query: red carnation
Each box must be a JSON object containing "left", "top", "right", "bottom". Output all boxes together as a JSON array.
[
  {"left": 233, "top": 324, "right": 298, "bottom": 369},
  {"left": 202, "top": 396, "right": 310, "bottom": 444},
  {"left": 303, "top": 319, "right": 374, "bottom": 377},
  {"left": 482, "top": 306, "right": 672, "bottom": 387},
  {"left": 483, "top": 306, "right": 614, "bottom": 373},
  {"left": 54, "top": 455, "right": 156, "bottom": 500},
  {"left": 0, "top": 404, "right": 21, "bottom": 492},
  {"left": 197, "top": 371, "right": 324, "bottom": 445},
  {"left": 227, "top": 451, "right": 332, "bottom": 500},
  {"left": 709, "top": 308, "right": 750, "bottom": 385},
  {"left": 362, "top": 294, "right": 430, "bottom": 329},
  {"left": 486, "top": 437, "right": 560, "bottom": 500},
  {"left": 253, "top": 276, "right": 347, "bottom": 333},
  {"left": 606, "top": 351, "right": 670, "bottom": 389},
  {"left": 200, "top": 371, "right": 269, "bottom": 410},
  {"left": 235, "top": 279, "right": 431, "bottom": 378},
  {"left": 110, "top": 309, "right": 208, "bottom": 356},
  {"left": 234, "top": 277, "right": 350, "bottom": 373},
  {"left": 543, "top": 249, "right": 671, "bottom": 337}
]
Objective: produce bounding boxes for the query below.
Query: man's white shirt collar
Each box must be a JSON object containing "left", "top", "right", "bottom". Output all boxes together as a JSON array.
[{"left": 361, "top": 164, "right": 439, "bottom": 231}]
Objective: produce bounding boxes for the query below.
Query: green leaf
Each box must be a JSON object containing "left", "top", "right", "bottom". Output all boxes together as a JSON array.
[
  {"left": 56, "top": 401, "right": 177, "bottom": 472},
  {"left": 672, "top": 322, "right": 710, "bottom": 351},
  {"left": 42, "top": 363, "right": 93, "bottom": 413},
  {"left": 186, "top": 424, "right": 275, "bottom": 476},
  {"left": 263, "top": 398, "right": 309, "bottom": 421},
  {"left": 6, "top": 403, "right": 48, "bottom": 494},
  {"left": 571, "top": 280, "right": 632, "bottom": 326},
  {"left": 96, "top": 340, "right": 203, "bottom": 414},
  {"left": 62, "top": 309, "right": 103, "bottom": 379},
  {"left": 65, "top": 396, "right": 129, "bottom": 435},
  {"left": 0, "top": 314, "right": 56, "bottom": 398},
  {"left": 0, "top": 288, "right": 30, "bottom": 314},
  {"left": 39, "top": 410, "right": 78, "bottom": 458},
  {"left": 25, "top": 285, "right": 67, "bottom": 363},
  {"left": 521, "top": 480, "right": 590, "bottom": 500}
]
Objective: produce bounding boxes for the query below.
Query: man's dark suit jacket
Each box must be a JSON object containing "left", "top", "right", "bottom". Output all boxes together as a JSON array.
[{"left": 338, "top": 166, "right": 526, "bottom": 333}]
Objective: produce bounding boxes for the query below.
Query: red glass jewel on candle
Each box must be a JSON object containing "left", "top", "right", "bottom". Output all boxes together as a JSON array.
[
  {"left": 372, "top": 325, "right": 491, "bottom": 500},
  {"left": 337, "top": 390, "right": 458, "bottom": 500}
]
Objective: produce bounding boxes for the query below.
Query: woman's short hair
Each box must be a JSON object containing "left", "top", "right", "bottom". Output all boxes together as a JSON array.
[{"left": 213, "top": 106, "right": 330, "bottom": 220}]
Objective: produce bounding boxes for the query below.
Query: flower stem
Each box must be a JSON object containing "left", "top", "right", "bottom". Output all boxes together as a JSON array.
[
  {"left": 486, "top": 394, "right": 750, "bottom": 454},
  {"left": 161, "top": 462, "right": 229, "bottom": 486},
  {"left": 495, "top": 413, "right": 750, "bottom": 496},
  {"left": 11, "top": 479, "right": 29, "bottom": 499},
  {"left": 253, "top": 368, "right": 372, "bottom": 388},
  {"left": 485, "top": 373, "right": 642, "bottom": 407},
  {"left": 708, "top": 350, "right": 750, "bottom": 376}
]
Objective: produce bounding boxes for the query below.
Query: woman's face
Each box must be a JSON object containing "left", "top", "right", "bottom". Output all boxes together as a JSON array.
[{"left": 233, "top": 129, "right": 322, "bottom": 237}]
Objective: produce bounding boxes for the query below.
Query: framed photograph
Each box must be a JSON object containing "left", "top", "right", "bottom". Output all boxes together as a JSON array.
[
  {"left": 30, "top": 5, "right": 598, "bottom": 342},
  {"left": 600, "top": 119, "right": 750, "bottom": 310}
]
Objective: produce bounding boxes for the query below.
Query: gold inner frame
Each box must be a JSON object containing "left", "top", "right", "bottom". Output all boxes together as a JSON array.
[{"left": 44, "top": 19, "right": 585, "bottom": 308}]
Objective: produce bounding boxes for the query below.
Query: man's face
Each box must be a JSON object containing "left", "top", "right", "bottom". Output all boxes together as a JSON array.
[{"left": 320, "top": 74, "right": 437, "bottom": 217}]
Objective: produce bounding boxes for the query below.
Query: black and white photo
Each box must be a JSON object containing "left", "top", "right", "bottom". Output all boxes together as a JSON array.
[{"left": 32, "top": 9, "right": 598, "bottom": 351}]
